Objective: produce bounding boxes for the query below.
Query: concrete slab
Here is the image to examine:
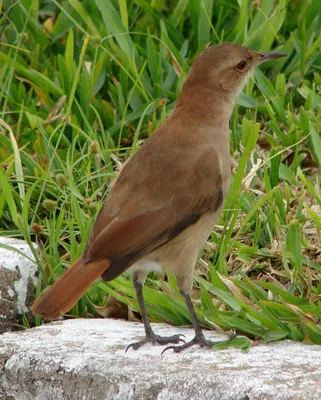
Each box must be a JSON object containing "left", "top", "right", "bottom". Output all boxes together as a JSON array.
[
  {"left": 0, "top": 237, "right": 38, "bottom": 333},
  {"left": 0, "top": 318, "right": 321, "bottom": 400}
]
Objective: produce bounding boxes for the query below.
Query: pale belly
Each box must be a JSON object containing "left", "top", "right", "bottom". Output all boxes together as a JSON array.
[{"left": 129, "top": 208, "right": 223, "bottom": 292}]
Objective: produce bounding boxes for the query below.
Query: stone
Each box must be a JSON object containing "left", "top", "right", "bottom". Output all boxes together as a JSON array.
[
  {"left": 0, "top": 237, "right": 38, "bottom": 333},
  {"left": 1, "top": 318, "right": 321, "bottom": 399}
]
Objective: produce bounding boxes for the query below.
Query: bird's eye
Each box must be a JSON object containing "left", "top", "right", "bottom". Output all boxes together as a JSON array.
[{"left": 236, "top": 60, "right": 247, "bottom": 71}]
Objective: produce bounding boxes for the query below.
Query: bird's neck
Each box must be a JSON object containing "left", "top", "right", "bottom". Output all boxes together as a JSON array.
[{"left": 174, "top": 81, "right": 235, "bottom": 127}]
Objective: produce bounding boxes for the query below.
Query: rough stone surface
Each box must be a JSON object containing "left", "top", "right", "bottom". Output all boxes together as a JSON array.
[
  {"left": 0, "top": 237, "right": 38, "bottom": 333},
  {"left": 1, "top": 318, "right": 321, "bottom": 400}
]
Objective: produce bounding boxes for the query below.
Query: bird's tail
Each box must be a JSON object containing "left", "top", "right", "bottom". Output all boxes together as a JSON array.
[{"left": 32, "top": 257, "right": 110, "bottom": 319}]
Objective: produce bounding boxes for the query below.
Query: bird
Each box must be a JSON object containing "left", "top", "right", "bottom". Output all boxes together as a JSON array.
[{"left": 32, "top": 42, "right": 287, "bottom": 353}]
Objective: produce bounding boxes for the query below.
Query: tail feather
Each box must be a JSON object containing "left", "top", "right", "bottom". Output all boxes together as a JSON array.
[{"left": 32, "top": 257, "right": 110, "bottom": 319}]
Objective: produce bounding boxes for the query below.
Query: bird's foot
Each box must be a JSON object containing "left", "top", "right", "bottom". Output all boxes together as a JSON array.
[
  {"left": 125, "top": 332, "right": 185, "bottom": 352},
  {"left": 162, "top": 333, "right": 219, "bottom": 354}
]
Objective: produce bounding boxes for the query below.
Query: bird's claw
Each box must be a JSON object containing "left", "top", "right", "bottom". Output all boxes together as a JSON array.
[
  {"left": 125, "top": 333, "right": 185, "bottom": 352},
  {"left": 162, "top": 334, "right": 221, "bottom": 354}
]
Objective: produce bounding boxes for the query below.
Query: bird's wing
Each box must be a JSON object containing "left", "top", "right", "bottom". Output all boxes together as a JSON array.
[{"left": 83, "top": 124, "right": 224, "bottom": 280}]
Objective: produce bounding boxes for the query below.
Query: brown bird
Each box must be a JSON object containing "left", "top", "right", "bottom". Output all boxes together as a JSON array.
[{"left": 32, "top": 43, "right": 286, "bottom": 352}]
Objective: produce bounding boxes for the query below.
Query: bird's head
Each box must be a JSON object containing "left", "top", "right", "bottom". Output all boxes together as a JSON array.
[{"left": 187, "top": 42, "right": 287, "bottom": 95}]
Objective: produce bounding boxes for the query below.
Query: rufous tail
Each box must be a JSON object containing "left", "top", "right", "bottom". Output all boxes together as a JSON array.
[{"left": 32, "top": 257, "right": 110, "bottom": 319}]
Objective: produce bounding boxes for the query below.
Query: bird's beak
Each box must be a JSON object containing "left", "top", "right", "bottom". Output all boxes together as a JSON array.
[{"left": 258, "top": 51, "right": 288, "bottom": 63}]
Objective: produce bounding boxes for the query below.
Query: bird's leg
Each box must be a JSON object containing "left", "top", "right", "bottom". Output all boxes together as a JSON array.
[
  {"left": 162, "top": 291, "right": 220, "bottom": 354},
  {"left": 125, "top": 279, "right": 185, "bottom": 351}
]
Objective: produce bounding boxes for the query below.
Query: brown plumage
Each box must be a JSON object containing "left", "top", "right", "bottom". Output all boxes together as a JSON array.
[
  {"left": 32, "top": 257, "right": 110, "bottom": 319},
  {"left": 32, "top": 43, "right": 286, "bottom": 352}
]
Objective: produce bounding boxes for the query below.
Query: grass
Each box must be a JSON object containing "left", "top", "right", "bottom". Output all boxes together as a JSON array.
[{"left": 0, "top": 0, "right": 321, "bottom": 347}]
